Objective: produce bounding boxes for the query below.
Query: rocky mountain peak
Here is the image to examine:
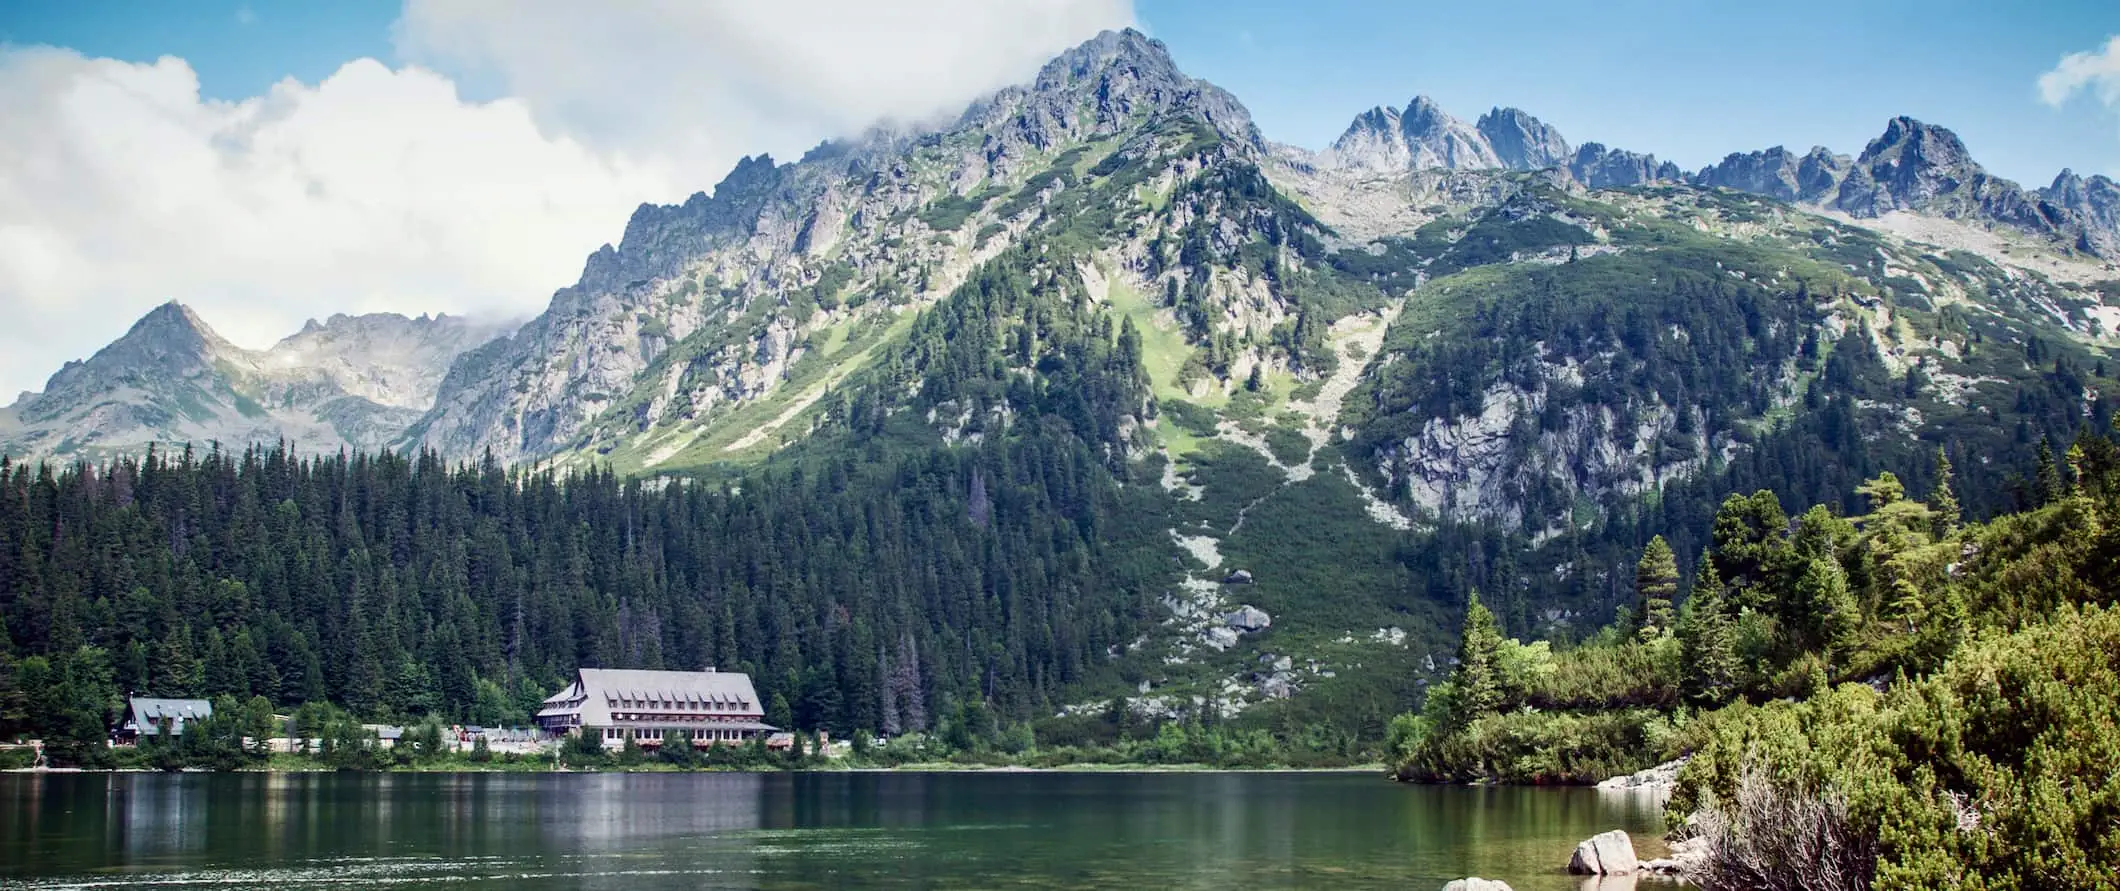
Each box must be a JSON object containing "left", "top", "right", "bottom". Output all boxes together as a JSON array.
[
  {"left": 1858, "top": 116, "right": 1975, "bottom": 177},
  {"left": 126, "top": 300, "right": 221, "bottom": 347},
  {"left": 1477, "top": 107, "right": 1572, "bottom": 170},
  {"left": 1833, "top": 115, "right": 2036, "bottom": 222},
  {"left": 1023, "top": 27, "right": 1258, "bottom": 149},
  {"left": 1325, "top": 95, "right": 1502, "bottom": 172},
  {"left": 1397, "top": 95, "right": 1503, "bottom": 170},
  {"left": 1036, "top": 27, "right": 1181, "bottom": 87},
  {"left": 66, "top": 301, "right": 240, "bottom": 387}
]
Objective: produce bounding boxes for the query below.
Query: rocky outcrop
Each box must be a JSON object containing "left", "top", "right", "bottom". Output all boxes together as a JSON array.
[
  {"left": 1224, "top": 605, "right": 1272, "bottom": 632},
  {"left": 2042, "top": 169, "right": 2120, "bottom": 257},
  {"left": 1568, "top": 829, "right": 1640, "bottom": 875},
  {"left": 1640, "top": 834, "right": 1709, "bottom": 878},
  {"left": 1478, "top": 107, "right": 1572, "bottom": 170},
  {"left": 1374, "top": 375, "right": 1718, "bottom": 530},
  {"left": 1597, "top": 757, "right": 1689, "bottom": 793},
  {"left": 1569, "top": 143, "right": 1682, "bottom": 189},
  {"left": 1694, "top": 146, "right": 1849, "bottom": 203}
]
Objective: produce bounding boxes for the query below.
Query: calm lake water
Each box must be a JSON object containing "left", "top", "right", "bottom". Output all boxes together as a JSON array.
[{"left": 0, "top": 771, "right": 1672, "bottom": 890}]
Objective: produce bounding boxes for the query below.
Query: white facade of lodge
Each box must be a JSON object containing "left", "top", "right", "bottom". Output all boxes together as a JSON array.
[{"left": 535, "top": 668, "right": 777, "bottom": 749}]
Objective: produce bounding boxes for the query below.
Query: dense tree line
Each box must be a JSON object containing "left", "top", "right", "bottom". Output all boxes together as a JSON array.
[{"left": 0, "top": 244, "right": 1177, "bottom": 764}]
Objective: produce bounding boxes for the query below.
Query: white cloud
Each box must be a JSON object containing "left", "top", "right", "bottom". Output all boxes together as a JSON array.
[
  {"left": 394, "top": 0, "right": 1134, "bottom": 184},
  {"left": 0, "top": 1, "right": 1133, "bottom": 399},
  {"left": 2039, "top": 35, "right": 2120, "bottom": 108},
  {"left": 0, "top": 46, "right": 676, "bottom": 398}
]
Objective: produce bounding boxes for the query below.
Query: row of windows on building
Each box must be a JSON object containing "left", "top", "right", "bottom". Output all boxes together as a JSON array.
[
  {"left": 600, "top": 727, "right": 754, "bottom": 742},
  {"left": 607, "top": 713, "right": 749, "bottom": 723}
]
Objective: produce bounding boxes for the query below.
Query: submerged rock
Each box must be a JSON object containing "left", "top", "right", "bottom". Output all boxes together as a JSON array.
[
  {"left": 1441, "top": 879, "right": 1513, "bottom": 891},
  {"left": 1639, "top": 833, "right": 1708, "bottom": 877},
  {"left": 1567, "top": 829, "right": 1639, "bottom": 875}
]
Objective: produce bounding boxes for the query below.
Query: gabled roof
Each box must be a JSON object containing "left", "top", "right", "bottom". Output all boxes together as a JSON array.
[
  {"left": 126, "top": 697, "right": 213, "bottom": 735},
  {"left": 536, "top": 668, "right": 765, "bottom": 725}
]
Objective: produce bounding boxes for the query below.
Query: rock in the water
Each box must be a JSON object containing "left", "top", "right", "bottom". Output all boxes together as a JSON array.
[
  {"left": 1441, "top": 879, "right": 1513, "bottom": 891},
  {"left": 1223, "top": 569, "right": 1254, "bottom": 584},
  {"left": 1223, "top": 605, "right": 1271, "bottom": 632},
  {"left": 1640, "top": 833, "right": 1709, "bottom": 877},
  {"left": 1567, "top": 829, "right": 1639, "bottom": 875}
]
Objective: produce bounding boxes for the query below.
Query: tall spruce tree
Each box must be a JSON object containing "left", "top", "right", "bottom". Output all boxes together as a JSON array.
[
  {"left": 1635, "top": 535, "right": 1680, "bottom": 641},
  {"left": 1931, "top": 446, "right": 1961, "bottom": 538},
  {"left": 1451, "top": 590, "right": 1505, "bottom": 724},
  {"left": 1678, "top": 557, "right": 1738, "bottom": 706}
]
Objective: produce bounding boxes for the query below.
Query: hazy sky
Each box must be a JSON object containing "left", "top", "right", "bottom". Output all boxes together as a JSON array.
[{"left": 2, "top": 0, "right": 2118, "bottom": 398}]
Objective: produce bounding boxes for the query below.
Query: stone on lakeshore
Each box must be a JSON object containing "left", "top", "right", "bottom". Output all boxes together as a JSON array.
[
  {"left": 1441, "top": 878, "right": 1513, "bottom": 891},
  {"left": 1567, "top": 829, "right": 1639, "bottom": 875}
]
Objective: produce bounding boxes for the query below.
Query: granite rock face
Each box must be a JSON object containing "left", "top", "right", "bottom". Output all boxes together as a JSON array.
[{"left": 1478, "top": 106, "right": 1573, "bottom": 170}]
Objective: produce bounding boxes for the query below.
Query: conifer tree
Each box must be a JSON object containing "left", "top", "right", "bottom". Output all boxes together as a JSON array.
[
  {"left": 1931, "top": 447, "right": 1961, "bottom": 538},
  {"left": 1635, "top": 535, "right": 1680, "bottom": 640},
  {"left": 1678, "top": 557, "right": 1738, "bottom": 705},
  {"left": 2036, "top": 439, "right": 2063, "bottom": 506},
  {"left": 1451, "top": 590, "right": 1504, "bottom": 723}
]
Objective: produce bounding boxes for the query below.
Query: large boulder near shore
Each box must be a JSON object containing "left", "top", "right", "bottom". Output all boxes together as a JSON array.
[
  {"left": 1595, "top": 757, "right": 1688, "bottom": 793},
  {"left": 1568, "top": 829, "right": 1639, "bottom": 875},
  {"left": 1441, "top": 879, "right": 1512, "bottom": 891}
]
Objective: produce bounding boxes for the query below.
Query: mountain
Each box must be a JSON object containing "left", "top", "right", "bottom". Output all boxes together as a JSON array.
[
  {"left": 403, "top": 28, "right": 1261, "bottom": 466},
  {"left": 1316, "top": 96, "right": 1682, "bottom": 192},
  {"left": 8, "top": 28, "right": 2120, "bottom": 739},
  {"left": 315, "top": 29, "right": 2120, "bottom": 704},
  {"left": 0, "top": 303, "right": 504, "bottom": 458},
  {"left": 1324, "top": 97, "right": 1504, "bottom": 172},
  {"left": 1691, "top": 145, "right": 1850, "bottom": 203},
  {"left": 1694, "top": 116, "right": 2120, "bottom": 259}
]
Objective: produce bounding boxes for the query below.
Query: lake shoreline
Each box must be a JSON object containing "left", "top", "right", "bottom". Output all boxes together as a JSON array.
[{"left": 6, "top": 762, "right": 1391, "bottom": 775}]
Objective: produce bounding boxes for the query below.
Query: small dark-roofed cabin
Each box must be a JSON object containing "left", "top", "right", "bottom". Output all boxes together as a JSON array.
[{"left": 116, "top": 696, "right": 212, "bottom": 745}]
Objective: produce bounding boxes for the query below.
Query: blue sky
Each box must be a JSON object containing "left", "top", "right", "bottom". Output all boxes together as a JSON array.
[
  {"left": 1, "top": 1, "right": 2118, "bottom": 399},
  {"left": 6, "top": 0, "right": 2118, "bottom": 182}
]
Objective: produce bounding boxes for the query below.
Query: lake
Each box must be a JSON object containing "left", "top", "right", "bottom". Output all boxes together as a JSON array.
[{"left": 0, "top": 771, "right": 1673, "bottom": 890}]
